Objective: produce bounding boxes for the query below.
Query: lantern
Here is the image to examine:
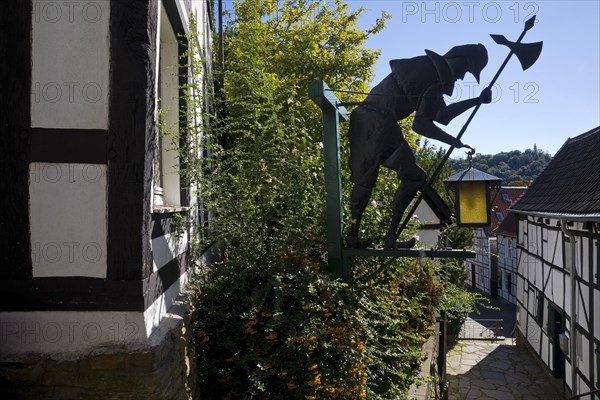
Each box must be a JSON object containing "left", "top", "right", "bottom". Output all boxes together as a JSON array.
[{"left": 444, "top": 156, "right": 502, "bottom": 227}]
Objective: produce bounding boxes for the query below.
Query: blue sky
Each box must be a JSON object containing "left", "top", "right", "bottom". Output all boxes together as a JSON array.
[
  {"left": 352, "top": 0, "right": 600, "bottom": 156},
  {"left": 220, "top": 1, "right": 599, "bottom": 156}
]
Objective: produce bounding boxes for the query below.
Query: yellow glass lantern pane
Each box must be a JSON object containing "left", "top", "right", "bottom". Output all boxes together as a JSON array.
[{"left": 458, "top": 181, "right": 488, "bottom": 224}]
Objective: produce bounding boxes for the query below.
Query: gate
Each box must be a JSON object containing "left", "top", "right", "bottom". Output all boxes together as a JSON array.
[{"left": 458, "top": 318, "right": 504, "bottom": 340}]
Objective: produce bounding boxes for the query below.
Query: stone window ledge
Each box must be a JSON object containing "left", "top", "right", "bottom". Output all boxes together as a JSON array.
[{"left": 152, "top": 205, "right": 190, "bottom": 214}]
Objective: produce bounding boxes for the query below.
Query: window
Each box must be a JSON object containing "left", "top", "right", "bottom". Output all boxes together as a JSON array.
[
  {"left": 506, "top": 272, "right": 512, "bottom": 294},
  {"left": 154, "top": 3, "right": 182, "bottom": 208},
  {"left": 496, "top": 211, "right": 505, "bottom": 222},
  {"left": 564, "top": 237, "right": 574, "bottom": 273},
  {"left": 502, "top": 193, "right": 511, "bottom": 203}
]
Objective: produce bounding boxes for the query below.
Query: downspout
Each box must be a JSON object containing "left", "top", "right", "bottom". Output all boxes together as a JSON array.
[{"left": 560, "top": 220, "right": 577, "bottom": 396}]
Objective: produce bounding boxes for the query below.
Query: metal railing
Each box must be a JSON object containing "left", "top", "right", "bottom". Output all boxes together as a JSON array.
[{"left": 458, "top": 318, "right": 504, "bottom": 340}]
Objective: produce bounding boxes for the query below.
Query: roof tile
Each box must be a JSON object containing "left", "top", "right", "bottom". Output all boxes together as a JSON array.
[{"left": 511, "top": 127, "right": 600, "bottom": 216}]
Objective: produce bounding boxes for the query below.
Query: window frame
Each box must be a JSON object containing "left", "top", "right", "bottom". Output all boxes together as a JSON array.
[{"left": 153, "top": 1, "right": 189, "bottom": 211}]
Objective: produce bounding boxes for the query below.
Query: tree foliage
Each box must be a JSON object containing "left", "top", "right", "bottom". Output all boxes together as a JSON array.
[
  {"left": 450, "top": 147, "right": 552, "bottom": 186},
  {"left": 207, "top": 0, "right": 389, "bottom": 255}
]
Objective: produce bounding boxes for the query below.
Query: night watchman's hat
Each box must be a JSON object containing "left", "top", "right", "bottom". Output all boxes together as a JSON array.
[{"left": 444, "top": 43, "right": 488, "bottom": 83}]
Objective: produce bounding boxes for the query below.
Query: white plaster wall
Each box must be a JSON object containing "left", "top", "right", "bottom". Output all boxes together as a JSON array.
[
  {"left": 582, "top": 237, "right": 590, "bottom": 283},
  {"left": 29, "top": 163, "right": 107, "bottom": 278},
  {"left": 579, "top": 333, "right": 590, "bottom": 378},
  {"left": 531, "top": 225, "right": 540, "bottom": 257},
  {"left": 0, "top": 311, "right": 145, "bottom": 357},
  {"left": 541, "top": 331, "right": 549, "bottom": 365},
  {"left": 527, "top": 253, "right": 540, "bottom": 290},
  {"left": 565, "top": 282, "right": 572, "bottom": 320},
  {"left": 517, "top": 271, "right": 525, "bottom": 304},
  {"left": 414, "top": 202, "right": 441, "bottom": 247},
  {"left": 31, "top": 0, "right": 110, "bottom": 129},
  {"left": 151, "top": 231, "right": 188, "bottom": 272},
  {"left": 414, "top": 201, "right": 437, "bottom": 224},
  {"left": 526, "top": 287, "right": 535, "bottom": 312},
  {"left": 577, "top": 283, "right": 589, "bottom": 332},
  {"left": 542, "top": 235, "right": 550, "bottom": 262},
  {"left": 144, "top": 270, "right": 190, "bottom": 340},
  {"left": 535, "top": 261, "right": 544, "bottom": 290},
  {"left": 0, "top": 271, "right": 191, "bottom": 356},
  {"left": 577, "top": 377, "right": 590, "bottom": 398},
  {"left": 526, "top": 311, "right": 540, "bottom": 345},
  {"left": 547, "top": 229, "right": 558, "bottom": 264},
  {"left": 565, "top": 359, "right": 573, "bottom": 391},
  {"left": 518, "top": 219, "right": 525, "bottom": 245},
  {"left": 595, "top": 289, "right": 600, "bottom": 341},
  {"left": 593, "top": 239, "right": 598, "bottom": 288},
  {"left": 516, "top": 304, "right": 523, "bottom": 330},
  {"left": 416, "top": 230, "right": 439, "bottom": 248},
  {"left": 554, "top": 229, "right": 564, "bottom": 267}
]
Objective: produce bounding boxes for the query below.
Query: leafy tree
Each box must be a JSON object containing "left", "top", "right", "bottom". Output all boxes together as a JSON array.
[
  {"left": 182, "top": 1, "right": 482, "bottom": 398},
  {"left": 208, "top": 0, "right": 388, "bottom": 256},
  {"left": 450, "top": 147, "right": 552, "bottom": 185}
]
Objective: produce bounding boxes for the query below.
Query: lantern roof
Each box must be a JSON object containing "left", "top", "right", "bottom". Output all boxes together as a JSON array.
[{"left": 444, "top": 167, "right": 502, "bottom": 187}]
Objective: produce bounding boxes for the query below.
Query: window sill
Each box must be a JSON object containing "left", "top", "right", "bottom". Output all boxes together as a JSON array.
[{"left": 152, "top": 205, "right": 190, "bottom": 214}]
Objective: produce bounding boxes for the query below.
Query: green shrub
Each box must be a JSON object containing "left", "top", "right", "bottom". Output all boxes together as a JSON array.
[
  {"left": 191, "top": 247, "right": 368, "bottom": 399},
  {"left": 191, "top": 240, "right": 447, "bottom": 399}
]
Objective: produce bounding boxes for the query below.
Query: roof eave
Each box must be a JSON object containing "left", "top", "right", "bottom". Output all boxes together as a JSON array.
[{"left": 511, "top": 209, "right": 600, "bottom": 222}]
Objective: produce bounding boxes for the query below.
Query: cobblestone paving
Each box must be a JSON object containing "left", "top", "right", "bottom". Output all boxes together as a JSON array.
[{"left": 447, "top": 338, "right": 565, "bottom": 400}]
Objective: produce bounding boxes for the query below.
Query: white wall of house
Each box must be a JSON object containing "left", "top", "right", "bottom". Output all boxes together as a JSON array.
[
  {"left": 414, "top": 201, "right": 442, "bottom": 248},
  {"left": 497, "top": 233, "right": 517, "bottom": 304},
  {"left": 29, "top": 0, "right": 110, "bottom": 279},
  {"left": 143, "top": 0, "right": 213, "bottom": 351},
  {"left": 516, "top": 216, "right": 600, "bottom": 396},
  {"left": 31, "top": 0, "right": 110, "bottom": 129},
  {"left": 29, "top": 163, "right": 107, "bottom": 278},
  {"left": 467, "top": 228, "right": 492, "bottom": 295},
  {"left": 0, "top": 268, "right": 190, "bottom": 356},
  {"left": 2, "top": 0, "right": 213, "bottom": 358}
]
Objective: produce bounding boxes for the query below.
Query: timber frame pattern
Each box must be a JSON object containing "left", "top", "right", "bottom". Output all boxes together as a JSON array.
[{"left": 0, "top": 0, "right": 202, "bottom": 312}]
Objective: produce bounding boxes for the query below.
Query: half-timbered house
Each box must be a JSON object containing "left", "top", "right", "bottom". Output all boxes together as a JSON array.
[
  {"left": 495, "top": 211, "right": 520, "bottom": 304},
  {"left": 511, "top": 126, "right": 600, "bottom": 398},
  {"left": 0, "top": 1, "right": 214, "bottom": 398}
]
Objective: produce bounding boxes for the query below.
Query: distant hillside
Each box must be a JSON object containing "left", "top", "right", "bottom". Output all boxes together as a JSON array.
[{"left": 449, "top": 146, "right": 553, "bottom": 186}]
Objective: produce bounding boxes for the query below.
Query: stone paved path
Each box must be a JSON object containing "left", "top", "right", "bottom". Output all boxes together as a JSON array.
[
  {"left": 447, "top": 296, "right": 565, "bottom": 400},
  {"left": 447, "top": 339, "right": 565, "bottom": 399}
]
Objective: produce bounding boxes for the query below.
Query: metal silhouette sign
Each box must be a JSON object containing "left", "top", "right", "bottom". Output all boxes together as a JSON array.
[
  {"left": 309, "top": 15, "right": 542, "bottom": 281},
  {"left": 346, "top": 43, "right": 490, "bottom": 250}
]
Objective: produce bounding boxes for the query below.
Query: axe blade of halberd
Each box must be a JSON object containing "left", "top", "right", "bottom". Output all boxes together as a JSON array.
[{"left": 490, "top": 34, "right": 543, "bottom": 71}]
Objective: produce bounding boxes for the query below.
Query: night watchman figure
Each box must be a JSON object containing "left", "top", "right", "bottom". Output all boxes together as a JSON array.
[{"left": 345, "top": 44, "right": 492, "bottom": 250}]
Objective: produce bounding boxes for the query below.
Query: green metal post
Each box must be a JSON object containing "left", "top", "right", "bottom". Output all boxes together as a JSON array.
[{"left": 308, "top": 80, "right": 348, "bottom": 281}]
